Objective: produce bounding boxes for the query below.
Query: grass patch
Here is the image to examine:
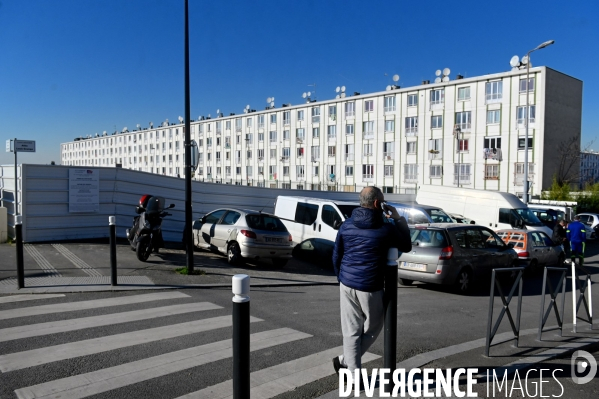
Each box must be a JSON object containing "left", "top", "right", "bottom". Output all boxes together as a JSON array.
[{"left": 175, "top": 267, "right": 206, "bottom": 276}]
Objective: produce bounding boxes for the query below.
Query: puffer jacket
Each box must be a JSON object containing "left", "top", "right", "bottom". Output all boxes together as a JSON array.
[{"left": 332, "top": 207, "right": 411, "bottom": 292}]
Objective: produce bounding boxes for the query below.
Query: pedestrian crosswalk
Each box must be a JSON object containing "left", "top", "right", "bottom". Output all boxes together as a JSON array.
[{"left": 0, "top": 291, "right": 379, "bottom": 399}]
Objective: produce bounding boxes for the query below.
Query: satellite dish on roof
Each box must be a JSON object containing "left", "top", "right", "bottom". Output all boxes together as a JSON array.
[
  {"left": 443, "top": 68, "right": 450, "bottom": 76},
  {"left": 336, "top": 86, "right": 340, "bottom": 93},
  {"left": 510, "top": 55, "right": 520, "bottom": 68},
  {"left": 307, "top": 91, "right": 311, "bottom": 97},
  {"left": 435, "top": 70, "right": 442, "bottom": 77},
  {"left": 267, "top": 97, "right": 272, "bottom": 103},
  {"left": 246, "top": 104, "right": 250, "bottom": 110},
  {"left": 434, "top": 77, "right": 441, "bottom": 83},
  {"left": 178, "top": 116, "right": 183, "bottom": 123},
  {"left": 341, "top": 93, "right": 346, "bottom": 98},
  {"left": 341, "top": 86, "right": 346, "bottom": 92},
  {"left": 216, "top": 109, "right": 220, "bottom": 114},
  {"left": 393, "top": 74, "right": 400, "bottom": 82},
  {"left": 386, "top": 85, "right": 392, "bottom": 91},
  {"left": 442, "top": 76, "right": 449, "bottom": 82},
  {"left": 136, "top": 124, "right": 141, "bottom": 129},
  {"left": 521, "top": 55, "right": 529, "bottom": 65},
  {"left": 270, "top": 101, "right": 275, "bottom": 107},
  {"left": 302, "top": 92, "right": 307, "bottom": 99}
]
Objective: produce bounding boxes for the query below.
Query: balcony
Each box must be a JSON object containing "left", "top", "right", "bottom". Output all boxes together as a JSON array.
[
  {"left": 363, "top": 132, "right": 375, "bottom": 140},
  {"left": 454, "top": 174, "right": 471, "bottom": 185},
  {"left": 405, "top": 127, "right": 418, "bottom": 136},
  {"left": 404, "top": 174, "right": 418, "bottom": 183},
  {"left": 362, "top": 174, "right": 374, "bottom": 182},
  {"left": 312, "top": 116, "right": 320, "bottom": 123},
  {"left": 384, "top": 106, "right": 396, "bottom": 113},
  {"left": 428, "top": 150, "right": 442, "bottom": 160},
  {"left": 456, "top": 123, "right": 471, "bottom": 132},
  {"left": 345, "top": 154, "right": 354, "bottom": 161},
  {"left": 345, "top": 111, "right": 355, "bottom": 118},
  {"left": 383, "top": 152, "right": 394, "bottom": 161}
]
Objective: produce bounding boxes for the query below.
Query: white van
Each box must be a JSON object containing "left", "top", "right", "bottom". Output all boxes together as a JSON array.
[
  {"left": 416, "top": 185, "right": 553, "bottom": 236},
  {"left": 273, "top": 196, "right": 359, "bottom": 246},
  {"left": 527, "top": 201, "right": 576, "bottom": 221}
]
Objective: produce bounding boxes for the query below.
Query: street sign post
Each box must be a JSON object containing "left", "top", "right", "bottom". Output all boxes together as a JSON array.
[{"left": 8, "top": 138, "right": 36, "bottom": 216}]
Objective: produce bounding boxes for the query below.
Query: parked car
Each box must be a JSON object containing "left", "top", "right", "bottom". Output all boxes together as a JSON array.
[
  {"left": 575, "top": 213, "right": 599, "bottom": 240},
  {"left": 448, "top": 213, "right": 475, "bottom": 224},
  {"left": 385, "top": 202, "right": 453, "bottom": 225},
  {"left": 495, "top": 229, "right": 565, "bottom": 272},
  {"left": 397, "top": 224, "right": 518, "bottom": 294},
  {"left": 192, "top": 208, "right": 292, "bottom": 266}
]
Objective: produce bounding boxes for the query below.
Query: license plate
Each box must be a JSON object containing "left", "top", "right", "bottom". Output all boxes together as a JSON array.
[
  {"left": 400, "top": 262, "right": 427, "bottom": 271},
  {"left": 265, "top": 237, "right": 283, "bottom": 243}
]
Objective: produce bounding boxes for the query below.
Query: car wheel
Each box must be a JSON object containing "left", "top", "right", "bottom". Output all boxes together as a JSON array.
[
  {"left": 398, "top": 278, "right": 413, "bottom": 286},
  {"left": 455, "top": 268, "right": 473, "bottom": 295},
  {"left": 272, "top": 258, "right": 288, "bottom": 267},
  {"left": 227, "top": 242, "right": 242, "bottom": 265}
]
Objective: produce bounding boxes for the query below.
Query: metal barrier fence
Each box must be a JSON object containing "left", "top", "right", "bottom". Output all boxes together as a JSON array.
[
  {"left": 485, "top": 267, "right": 525, "bottom": 357},
  {"left": 537, "top": 267, "right": 567, "bottom": 340},
  {"left": 571, "top": 261, "right": 593, "bottom": 333}
]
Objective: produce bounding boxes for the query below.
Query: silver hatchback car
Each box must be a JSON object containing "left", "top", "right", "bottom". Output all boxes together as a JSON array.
[
  {"left": 192, "top": 208, "right": 293, "bottom": 266},
  {"left": 397, "top": 224, "right": 518, "bottom": 294}
]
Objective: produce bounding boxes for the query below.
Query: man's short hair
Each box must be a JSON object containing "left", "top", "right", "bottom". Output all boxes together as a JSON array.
[
  {"left": 575, "top": 215, "right": 581, "bottom": 221},
  {"left": 359, "top": 186, "right": 383, "bottom": 208}
]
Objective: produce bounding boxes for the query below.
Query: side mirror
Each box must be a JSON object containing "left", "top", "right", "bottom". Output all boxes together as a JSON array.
[
  {"left": 333, "top": 220, "right": 342, "bottom": 230},
  {"left": 200, "top": 216, "right": 206, "bottom": 223},
  {"left": 168, "top": 204, "right": 175, "bottom": 209}
]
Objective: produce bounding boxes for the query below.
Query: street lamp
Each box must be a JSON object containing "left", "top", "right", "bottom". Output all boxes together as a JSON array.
[{"left": 523, "top": 39, "right": 554, "bottom": 203}]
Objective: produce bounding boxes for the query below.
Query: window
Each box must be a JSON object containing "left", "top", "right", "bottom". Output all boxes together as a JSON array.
[
  {"left": 225, "top": 121, "right": 231, "bottom": 130},
  {"left": 283, "top": 111, "right": 290, "bottom": 125},
  {"left": 407, "top": 94, "right": 418, "bottom": 107},
  {"left": 485, "top": 164, "right": 499, "bottom": 180},
  {"left": 346, "top": 124, "right": 354, "bottom": 135},
  {"left": 363, "top": 143, "right": 373, "bottom": 156},
  {"left": 246, "top": 118, "right": 252, "bottom": 128},
  {"left": 297, "top": 147, "right": 305, "bottom": 157},
  {"left": 346, "top": 166, "right": 354, "bottom": 176},
  {"left": 269, "top": 131, "right": 277, "bottom": 142},
  {"left": 364, "top": 100, "right": 374, "bottom": 112},
  {"left": 487, "top": 110, "right": 501, "bottom": 124},
  {"left": 517, "top": 105, "right": 536, "bottom": 125},
  {"left": 455, "top": 111, "right": 471, "bottom": 131},
  {"left": 294, "top": 202, "right": 318, "bottom": 225},
  {"left": 406, "top": 141, "right": 416, "bottom": 154},
  {"left": 235, "top": 118, "right": 242, "bottom": 131},
  {"left": 216, "top": 121, "right": 222, "bottom": 133},
  {"left": 257, "top": 149, "right": 264, "bottom": 159},
  {"left": 296, "top": 165, "right": 305, "bottom": 178},
  {"left": 322, "top": 205, "right": 342, "bottom": 229},
  {"left": 484, "top": 137, "right": 501, "bottom": 149},
  {"left": 328, "top": 146, "right": 336, "bottom": 157},
  {"left": 383, "top": 142, "right": 394, "bottom": 159},
  {"left": 282, "top": 147, "right": 290, "bottom": 160},
  {"left": 312, "top": 107, "right": 320, "bottom": 123},
  {"left": 384, "top": 120, "right": 395, "bottom": 132},
  {"left": 514, "top": 163, "right": 535, "bottom": 187},
  {"left": 454, "top": 164, "right": 471, "bottom": 185},
  {"left": 345, "top": 144, "right": 354, "bottom": 161},
  {"left": 363, "top": 121, "right": 374, "bottom": 138},
  {"left": 457, "top": 87, "right": 470, "bottom": 101},
  {"left": 430, "top": 165, "right": 442, "bottom": 178},
  {"left": 236, "top": 167, "right": 241, "bottom": 175},
  {"left": 362, "top": 164, "right": 374, "bottom": 180},
  {"left": 458, "top": 139, "right": 469, "bottom": 152},
  {"left": 312, "top": 127, "right": 320, "bottom": 138},
  {"left": 283, "top": 130, "right": 290, "bottom": 140},
  {"left": 518, "top": 137, "right": 533, "bottom": 149},
  {"left": 345, "top": 102, "right": 355, "bottom": 117},
  {"left": 384, "top": 96, "right": 396, "bottom": 112},
  {"left": 257, "top": 115, "right": 265, "bottom": 128},
  {"left": 245, "top": 133, "right": 253, "bottom": 144},
  {"left": 297, "top": 110, "right": 304, "bottom": 121},
  {"left": 428, "top": 139, "right": 442, "bottom": 159},
  {"left": 405, "top": 117, "right": 418, "bottom": 136},
  {"left": 204, "top": 210, "right": 226, "bottom": 224},
  {"left": 329, "top": 105, "right": 337, "bottom": 119},
  {"left": 296, "top": 128, "right": 305, "bottom": 140},
  {"left": 485, "top": 81, "right": 502, "bottom": 102},
  {"left": 519, "top": 77, "right": 535, "bottom": 93},
  {"left": 404, "top": 164, "right": 418, "bottom": 182},
  {"left": 312, "top": 165, "right": 319, "bottom": 176},
  {"left": 430, "top": 89, "right": 444, "bottom": 105},
  {"left": 283, "top": 166, "right": 289, "bottom": 176},
  {"left": 246, "top": 150, "right": 252, "bottom": 159},
  {"left": 384, "top": 165, "right": 393, "bottom": 177},
  {"left": 431, "top": 115, "right": 443, "bottom": 129},
  {"left": 246, "top": 166, "right": 253, "bottom": 176},
  {"left": 311, "top": 145, "right": 320, "bottom": 161},
  {"left": 270, "top": 114, "right": 276, "bottom": 124},
  {"left": 327, "top": 125, "right": 336, "bottom": 139}
]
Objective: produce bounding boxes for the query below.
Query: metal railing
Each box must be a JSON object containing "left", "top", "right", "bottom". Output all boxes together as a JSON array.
[
  {"left": 538, "top": 267, "right": 567, "bottom": 340},
  {"left": 571, "top": 261, "right": 593, "bottom": 333}
]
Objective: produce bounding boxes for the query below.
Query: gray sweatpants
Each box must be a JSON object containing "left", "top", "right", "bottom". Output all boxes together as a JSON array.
[{"left": 339, "top": 282, "right": 384, "bottom": 371}]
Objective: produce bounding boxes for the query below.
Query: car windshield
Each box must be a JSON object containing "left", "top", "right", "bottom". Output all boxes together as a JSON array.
[
  {"left": 514, "top": 208, "right": 544, "bottom": 226},
  {"left": 409, "top": 228, "right": 449, "bottom": 248},
  {"left": 337, "top": 205, "right": 359, "bottom": 219},
  {"left": 245, "top": 214, "right": 288, "bottom": 232},
  {"left": 426, "top": 209, "right": 453, "bottom": 223}
]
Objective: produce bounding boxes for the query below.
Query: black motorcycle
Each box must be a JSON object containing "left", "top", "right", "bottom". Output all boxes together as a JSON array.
[{"left": 126, "top": 195, "right": 175, "bottom": 261}]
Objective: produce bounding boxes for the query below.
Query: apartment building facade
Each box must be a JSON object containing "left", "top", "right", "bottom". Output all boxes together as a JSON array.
[{"left": 61, "top": 66, "right": 582, "bottom": 197}]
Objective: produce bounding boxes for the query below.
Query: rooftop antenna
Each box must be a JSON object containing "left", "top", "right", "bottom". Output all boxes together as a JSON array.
[
  {"left": 302, "top": 91, "right": 312, "bottom": 103},
  {"left": 178, "top": 116, "right": 184, "bottom": 123},
  {"left": 335, "top": 86, "right": 346, "bottom": 99},
  {"left": 308, "top": 83, "right": 317, "bottom": 101},
  {"left": 244, "top": 104, "right": 251, "bottom": 114},
  {"left": 267, "top": 97, "right": 275, "bottom": 108},
  {"left": 434, "top": 68, "right": 451, "bottom": 83},
  {"left": 386, "top": 74, "right": 400, "bottom": 91},
  {"left": 510, "top": 55, "right": 526, "bottom": 70}
]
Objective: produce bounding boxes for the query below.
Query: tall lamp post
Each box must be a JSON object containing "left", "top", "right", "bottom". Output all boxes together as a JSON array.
[
  {"left": 454, "top": 125, "right": 462, "bottom": 187},
  {"left": 523, "top": 39, "right": 554, "bottom": 204}
]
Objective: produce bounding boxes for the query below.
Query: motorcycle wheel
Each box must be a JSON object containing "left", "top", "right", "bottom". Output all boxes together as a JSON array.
[{"left": 136, "top": 240, "right": 152, "bottom": 262}]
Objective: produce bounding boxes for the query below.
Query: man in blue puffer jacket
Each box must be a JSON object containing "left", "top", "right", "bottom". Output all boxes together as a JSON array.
[{"left": 332, "top": 186, "right": 411, "bottom": 374}]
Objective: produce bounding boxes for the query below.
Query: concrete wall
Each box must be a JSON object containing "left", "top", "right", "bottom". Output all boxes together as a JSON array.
[{"left": 0, "top": 164, "right": 415, "bottom": 243}]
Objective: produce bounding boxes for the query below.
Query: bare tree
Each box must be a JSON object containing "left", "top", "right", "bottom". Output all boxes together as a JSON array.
[{"left": 555, "top": 136, "right": 594, "bottom": 186}]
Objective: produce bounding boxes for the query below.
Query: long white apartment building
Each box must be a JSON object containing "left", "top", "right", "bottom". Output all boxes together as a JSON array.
[{"left": 61, "top": 66, "right": 582, "bottom": 197}]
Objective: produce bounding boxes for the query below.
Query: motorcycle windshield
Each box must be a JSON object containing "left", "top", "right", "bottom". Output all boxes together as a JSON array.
[{"left": 145, "top": 196, "right": 165, "bottom": 216}]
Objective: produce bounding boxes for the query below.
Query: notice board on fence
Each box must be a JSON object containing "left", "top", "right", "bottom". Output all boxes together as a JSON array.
[{"left": 69, "top": 168, "right": 100, "bottom": 213}]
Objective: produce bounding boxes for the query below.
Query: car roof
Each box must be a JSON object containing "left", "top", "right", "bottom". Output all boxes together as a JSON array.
[
  {"left": 387, "top": 202, "right": 444, "bottom": 211},
  {"left": 203, "top": 208, "right": 277, "bottom": 217}
]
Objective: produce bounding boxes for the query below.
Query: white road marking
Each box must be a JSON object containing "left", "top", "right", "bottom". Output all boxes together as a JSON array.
[
  {"left": 14, "top": 328, "right": 312, "bottom": 399},
  {"left": 0, "top": 315, "right": 263, "bottom": 372},
  {"left": 0, "top": 294, "right": 65, "bottom": 304},
  {"left": 0, "top": 291, "right": 190, "bottom": 320},
  {"left": 177, "top": 346, "right": 381, "bottom": 399},
  {"left": 0, "top": 302, "right": 222, "bottom": 343},
  {"left": 51, "top": 244, "right": 103, "bottom": 277},
  {"left": 24, "top": 245, "right": 62, "bottom": 277}
]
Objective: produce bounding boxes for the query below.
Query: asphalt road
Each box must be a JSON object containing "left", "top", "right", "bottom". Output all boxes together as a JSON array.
[{"left": 0, "top": 240, "right": 598, "bottom": 398}]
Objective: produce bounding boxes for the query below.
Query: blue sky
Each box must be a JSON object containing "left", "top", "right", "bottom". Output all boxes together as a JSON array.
[{"left": 1, "top": 0, "right": 598, "bottom": 165}]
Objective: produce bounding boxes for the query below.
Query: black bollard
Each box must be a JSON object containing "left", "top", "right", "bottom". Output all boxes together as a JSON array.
[
  {"left": 232, "top": 274, "right": 250, "bottom": 399},
  {"left": 109, "top": 216, "right": 117, "bottom": 286},
  {"left": 15, "top": 215, "right": 24, "bottom": 289},
  {"left": 383, "top": 247, "right": 399, "bottom": 393}
]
